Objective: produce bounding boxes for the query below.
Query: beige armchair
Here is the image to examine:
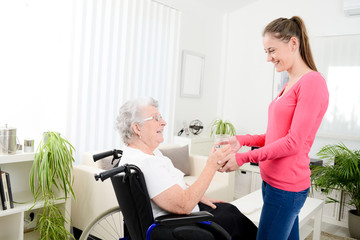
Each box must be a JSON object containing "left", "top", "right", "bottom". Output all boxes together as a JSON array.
[{"left": 71, "top": 145, "right": 235, "bottom": 233}]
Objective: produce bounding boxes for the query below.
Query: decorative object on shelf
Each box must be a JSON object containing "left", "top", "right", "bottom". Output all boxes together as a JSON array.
[
  {"left": 210, "top": 118, "right": 236, "bottom": 149},
  {"left": 0, "top": 124, "right": 18, "bottom": 155},
  {"left": 189, "top": 119, "right": 204, "bottom": 135},
  {"left": 24, "top": 139, "right": 35, "bottom": 152},
  {"left": 177, "top": 121, "right": 190, "bottom": 136},
  {"left": 29, "top": 131, "right": 76, "bottom": 240},
  {"left": 183, "top": 121, "right": 189, "bottom": 136},
  {"left": 311, "top": 143, "right": 360, "bottom": 239},
  {"left": 209, "top": 118, "right": 236, "bottom": 137}
]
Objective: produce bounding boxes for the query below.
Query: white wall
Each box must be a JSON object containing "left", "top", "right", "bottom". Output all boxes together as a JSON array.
[
  {"left": 175, "top": 7, "right": 224, "bottom": 138},
  {"left": 222, "top": 0, "right": 360, "bottom": 157},
  {"left": 156, "top": 1, "right": 225, "bottom": 139}
]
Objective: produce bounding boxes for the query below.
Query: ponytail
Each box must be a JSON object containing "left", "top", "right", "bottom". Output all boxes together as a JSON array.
[{"left": 263, "top": 16, "right": 317, "bottom": 71}]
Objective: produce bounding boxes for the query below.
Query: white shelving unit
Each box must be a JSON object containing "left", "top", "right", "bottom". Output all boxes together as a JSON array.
[
  {"left": 234, "top": 162, "right": 262, "bottom": 199},
  {"left": 0, "top": 152, "right": 69, "bottom": 240},
  {"left": 173, "top": 135, "right": 214, "bottom": 156}
]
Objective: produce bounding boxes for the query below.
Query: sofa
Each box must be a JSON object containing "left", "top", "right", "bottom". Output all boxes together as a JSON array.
[{"left": 71, "top": 144, "right": 235, "bottom": 233}]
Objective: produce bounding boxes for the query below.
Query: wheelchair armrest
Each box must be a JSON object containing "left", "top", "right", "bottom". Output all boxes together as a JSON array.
[{"left": 154, "top": 211, "right": 214, "bottom": 226}]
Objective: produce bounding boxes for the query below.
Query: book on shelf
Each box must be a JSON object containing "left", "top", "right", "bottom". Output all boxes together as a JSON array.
[
  {"left": 0, "top": 169, "right": 14, "bottom": 210},
  {"left": 0, "top": 168, "right": 7, "bottom": 210},
  {"left": 5, "top": 172, "right": 14, "bottom": 208}
]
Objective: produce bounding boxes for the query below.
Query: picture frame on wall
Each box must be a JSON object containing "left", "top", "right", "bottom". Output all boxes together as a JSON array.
[
  {"left": 180, "top": 50, "right": 205, "bottom": 98},
  {"left": 272, "top": 70, "right": 289, "bottom": 99}
]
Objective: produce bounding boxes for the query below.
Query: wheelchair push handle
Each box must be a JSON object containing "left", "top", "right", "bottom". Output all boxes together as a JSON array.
[
  {"left": 93, "top": 149, "right": 122, "bottom": 162},
  {"left": 94, "top": 165, "right": 126, "bottom": 181},
  {"left": 94, "top": 164, "right": 141, "bottom": 182}
]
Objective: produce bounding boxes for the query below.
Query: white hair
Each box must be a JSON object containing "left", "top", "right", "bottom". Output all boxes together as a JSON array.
[{"left": 115, "top": 97, "right": 158, "bottom": 144}]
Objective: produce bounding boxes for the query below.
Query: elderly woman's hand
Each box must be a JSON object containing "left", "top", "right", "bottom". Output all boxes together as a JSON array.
[
  {"left": 207, "top": 145, "right": 232, "bottom": 170},
  {"left": 200, "top": 195, "right": 226, "bottom": 209}
]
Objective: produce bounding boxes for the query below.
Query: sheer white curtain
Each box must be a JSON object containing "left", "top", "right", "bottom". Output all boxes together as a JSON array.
[
  {"left": 312, "top": 34, "right": 360, "bottom": 140},
  {"left": 68, "top": 0, "right": 181, "bottom": 162}
]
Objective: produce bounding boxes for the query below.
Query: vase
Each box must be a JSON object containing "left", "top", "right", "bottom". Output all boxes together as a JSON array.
[{"left": 348, "top": 209, "right": 360, "bottom": 239}]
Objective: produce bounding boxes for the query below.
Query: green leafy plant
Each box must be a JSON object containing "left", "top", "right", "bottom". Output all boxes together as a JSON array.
[
  {"left": 29, "top": 131, "right": 76, "bottom": 239},
  {"left": 311, "top": 143, "right": 360, "bottom": 216},
  {"left": 209, "top": 118, "right": 236, "bottom": 137}
]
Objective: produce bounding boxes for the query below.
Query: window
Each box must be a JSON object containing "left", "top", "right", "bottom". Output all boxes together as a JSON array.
[
  {"left": 312, "top": 35, "right": 360, "bottom": 140},
  {"left": 68, "top": 0, "right": 181, "bottom": 162},
  {"left": 320, "top": 66, "right": 360, "bottom": 138},
  {"left": 0, "top": 0, "right": 72, "bottom": 146},
  {"left": 0, "top": 0, "right": 181, "bottom": 163}
]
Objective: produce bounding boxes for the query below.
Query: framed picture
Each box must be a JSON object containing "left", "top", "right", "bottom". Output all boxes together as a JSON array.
[
  {"left": 272, "top": 70, "right": 289, "bottom": 99},
  {"left": 180, "top": 50, "right": 205, "bottom": 98}
]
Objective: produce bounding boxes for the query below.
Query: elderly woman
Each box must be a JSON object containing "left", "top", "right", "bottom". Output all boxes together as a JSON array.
[{"left": 116, "top": 97, "right": 257, "bottom": 240}]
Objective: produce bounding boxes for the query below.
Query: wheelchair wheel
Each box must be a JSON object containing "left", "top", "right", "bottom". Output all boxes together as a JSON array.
[{"left": 80, "top": 206, "right": 124, "bottom": 240}]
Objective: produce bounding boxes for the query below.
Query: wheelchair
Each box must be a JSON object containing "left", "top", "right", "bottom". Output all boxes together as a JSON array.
[{"left": 79, "top": 149, "right": 231, "bottom": 240}]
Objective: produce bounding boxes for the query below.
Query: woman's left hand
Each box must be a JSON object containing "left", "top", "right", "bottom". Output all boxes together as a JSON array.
[
  {"left": 217, "top": 153, "right": 240, "bottom": 173},
  {"left": 228, "top": 136, "right": 241, "bottom": 153},
  {"left": 200, "top": 195, "right": 226, "bottom": 209}
]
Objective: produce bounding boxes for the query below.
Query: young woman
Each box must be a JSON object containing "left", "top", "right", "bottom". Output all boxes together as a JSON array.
[{"left": 218, "top": 16, "right": 329, "bottom": 240}]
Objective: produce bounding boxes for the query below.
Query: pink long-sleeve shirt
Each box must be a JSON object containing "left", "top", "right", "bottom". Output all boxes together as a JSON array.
[{"left": 236, "top": 71, "right": 329, "bottom": 192}]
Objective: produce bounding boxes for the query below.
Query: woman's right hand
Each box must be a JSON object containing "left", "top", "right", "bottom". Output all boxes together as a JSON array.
[{"left": 228, "top": 136, "right": 241, "bottom": 153}]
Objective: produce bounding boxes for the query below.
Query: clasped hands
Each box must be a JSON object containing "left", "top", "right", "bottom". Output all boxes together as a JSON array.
[{"left": 215, "top": 136, "right": 241, "bottom": 173}]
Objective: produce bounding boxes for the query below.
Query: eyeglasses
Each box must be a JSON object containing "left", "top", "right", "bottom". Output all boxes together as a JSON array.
[{"left": 142, "top": 114, "right": 162, "bottom": 122}]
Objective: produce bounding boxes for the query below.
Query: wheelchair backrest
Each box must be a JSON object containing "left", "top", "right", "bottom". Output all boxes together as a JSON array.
[{"left": 110, "top": 165, "right": 154, "bottom": 240}]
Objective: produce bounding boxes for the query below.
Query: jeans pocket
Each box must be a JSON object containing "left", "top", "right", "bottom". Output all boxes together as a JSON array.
[{"left": 293, "top": 188, "right": 309, "bottom": 213}]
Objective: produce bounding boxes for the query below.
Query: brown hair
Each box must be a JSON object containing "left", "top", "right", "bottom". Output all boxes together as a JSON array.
[{"left": 263, "top": 16, "right": 317, "bottom": 71}]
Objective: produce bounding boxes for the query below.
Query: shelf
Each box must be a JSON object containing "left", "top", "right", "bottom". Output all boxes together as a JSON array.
[
  {"left": 0, "top": 152, "right": 35, "bottom": 164},
  {"left": 24, "top": 230, "right": 40, "bottom": 240},
  {"left": 299, "top": 223, "right": 313, "bottom": 240},
  {"left": 0, "top": 151, "right": 70, "bottom": 239},
  {"left": 0, "top": 191, "right": 66, "bottom": 217},
  {"left": 173, "top": 136, "right": 214, "bottom": 155}
]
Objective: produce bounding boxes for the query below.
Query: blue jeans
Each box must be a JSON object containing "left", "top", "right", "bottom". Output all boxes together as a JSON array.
[{"left": 256, "top": 181, "right": 309, "bottom": 240}]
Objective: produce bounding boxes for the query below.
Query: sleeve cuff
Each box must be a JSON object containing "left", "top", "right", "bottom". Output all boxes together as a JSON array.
[
  {"left": 235, "top": 135, "right": 244, "bottom": 146},
  {"left": 235, "top": 152, "right": 248, "bottom": 167}
]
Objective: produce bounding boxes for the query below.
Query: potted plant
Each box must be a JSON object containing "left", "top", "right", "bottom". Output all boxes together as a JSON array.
[
  {"left": 209, "top": 118, "right": 236, "bottom": 147},
  {"left": 29, "top": 131, "right": 76, "bottom": 240},
  {"left": 210, "top": 118, "right": 236, "bottom": 137},
  {"left": 311, "top": 143, "right": 360, "bottom": 239}
]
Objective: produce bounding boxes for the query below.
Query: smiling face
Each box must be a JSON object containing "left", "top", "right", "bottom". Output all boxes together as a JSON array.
[
  {"left": 135, "top": 105, "right": 167, "bottom": 150},
  {"left": 263, "top": 33, "right": 297, "bottom": 73}
]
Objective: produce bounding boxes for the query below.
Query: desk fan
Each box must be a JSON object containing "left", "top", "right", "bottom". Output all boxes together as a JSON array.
[{"left": 189, "top": 120, "right": 204, "bottom": 135}]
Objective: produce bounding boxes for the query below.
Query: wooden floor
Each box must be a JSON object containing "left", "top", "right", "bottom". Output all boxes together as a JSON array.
[
  {"left": 321, "top": 222, "right": 351, "bottom": 238},
  {"left": 305, "top": 219, "right": 352, "bottom": 238}
]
